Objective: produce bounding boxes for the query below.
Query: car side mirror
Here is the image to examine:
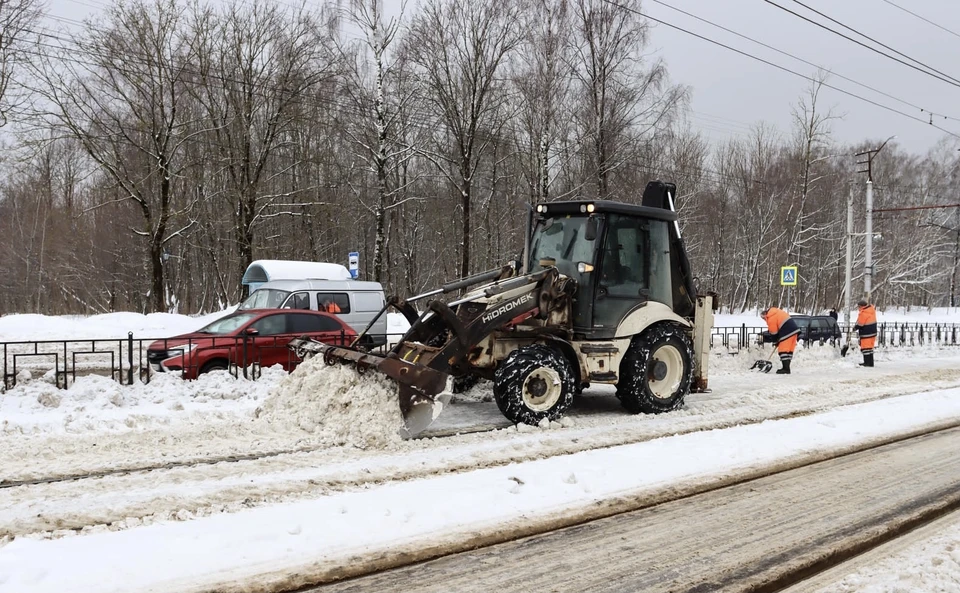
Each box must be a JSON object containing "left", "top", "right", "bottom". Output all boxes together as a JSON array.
[
  {"left": 244, "top": 328, "right": 259, "bottom": 336},
  {"left": 585, "top": 216, "right": 598, "bottom": 241}
]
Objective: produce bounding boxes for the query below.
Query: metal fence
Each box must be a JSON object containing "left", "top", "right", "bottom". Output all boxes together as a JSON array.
[
  {"left": 710, "top": 322, "right": 960, "bottom": 351},
  {"left": 2, "top": 322, "right": 958, "bottom": 390},
  {"left": 1, "top": 331, "right": 392, "bottom": 390}
]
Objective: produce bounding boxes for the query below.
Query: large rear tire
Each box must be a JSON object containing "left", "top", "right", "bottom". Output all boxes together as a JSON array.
[
  {"left": 494, "top": 344, "right": 576, "bottom": 426},
  {"left": 617, "top": 324, "right": 694, "bottom": 414}
]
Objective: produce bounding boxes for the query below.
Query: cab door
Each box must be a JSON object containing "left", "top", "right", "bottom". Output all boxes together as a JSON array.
[{"left": 592, "top": 215, "right": 673, "bottom": 336}]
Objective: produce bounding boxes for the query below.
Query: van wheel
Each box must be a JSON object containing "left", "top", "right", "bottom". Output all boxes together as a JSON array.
[
  {"left": 617, "top": 324, "right": 693, "bottom": 414},
  {"left": 494, "top": 344, "right": 576, "bottom": 426}
]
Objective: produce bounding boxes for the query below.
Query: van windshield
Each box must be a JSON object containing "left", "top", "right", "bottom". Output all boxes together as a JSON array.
[{"left": 240, "top": 289, "right": 290, "bottom": 310}]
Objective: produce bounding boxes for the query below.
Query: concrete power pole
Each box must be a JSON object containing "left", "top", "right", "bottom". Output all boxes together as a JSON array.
[
  {"left": 855, "top": 135, "right": 896, "bottom": 304},
  {"left": 845, "top": 185, "right": 853, "bottom": 328}
]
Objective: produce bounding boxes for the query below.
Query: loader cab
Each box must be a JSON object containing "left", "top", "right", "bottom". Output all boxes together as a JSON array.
[{"left": 528, "top": 182, "right": 697, "bottom": 338}]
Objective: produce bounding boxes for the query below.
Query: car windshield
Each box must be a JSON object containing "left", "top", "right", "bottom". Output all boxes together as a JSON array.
[
  {"left": 240, "top": 289, "right": 290, "bottom": 310},
  {"left": 529, "top": 215, "right": 596, "bottom": 278},
  {"left": 196, "top": 313, "right": 257, "bottom": 335}
]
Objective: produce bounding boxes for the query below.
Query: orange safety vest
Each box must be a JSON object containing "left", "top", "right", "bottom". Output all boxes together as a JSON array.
[
  {"left": 765, "top": 307, "right": 800, "bottom": 355},
  {"left": 856, "top": 304, "right": 877, "bottom": 350},
  {"left": 325, "top": 302, "right": 341, "bottom": 313}
]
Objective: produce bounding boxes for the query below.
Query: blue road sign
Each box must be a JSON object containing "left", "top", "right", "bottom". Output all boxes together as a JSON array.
[{"left": 781, "top": 266, "right": 797, "bottom": 286}]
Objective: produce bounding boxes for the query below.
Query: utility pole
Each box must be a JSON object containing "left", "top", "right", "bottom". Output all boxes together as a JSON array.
[
  {"left": 845, "top": 185, "right": 853, "bottom": 328},
  {"left": 855, "top": 135, "right": 896, "bottom": 304}
]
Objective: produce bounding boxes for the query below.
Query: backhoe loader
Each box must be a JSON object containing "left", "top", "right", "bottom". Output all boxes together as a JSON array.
[{"left": 291, "top": 180, "right": 717, "bottom": 437}]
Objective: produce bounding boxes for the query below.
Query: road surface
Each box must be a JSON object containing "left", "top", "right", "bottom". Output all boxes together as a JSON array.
[{"left": 311, "top": 426, "right": 960, "bottom": 593}]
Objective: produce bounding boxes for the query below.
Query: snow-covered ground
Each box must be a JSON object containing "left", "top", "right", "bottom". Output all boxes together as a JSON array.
[
  {"left": 806, "top": 512, "right": 960, "bottom": 593},
  {"left": 2, "top": 382, "right": 960, "bottom": 593},
  {"left": 2, "top": 311, "right": 960, "bottom": 592}
]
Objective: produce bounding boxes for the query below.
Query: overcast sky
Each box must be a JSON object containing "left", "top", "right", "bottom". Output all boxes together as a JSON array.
[
  {"left": 643, "top": 0, "right": 960, "bottom": 154},
  {"left": 43, "top": 0, "right": 960, "bottom": 155}
]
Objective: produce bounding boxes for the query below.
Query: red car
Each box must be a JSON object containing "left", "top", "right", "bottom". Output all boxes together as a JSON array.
[{"left": 146, "top": 309, "right": 356, "bottom": 379}]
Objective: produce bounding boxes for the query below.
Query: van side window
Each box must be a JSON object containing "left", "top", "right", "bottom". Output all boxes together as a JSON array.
[
  {"left": 282, "top": 292, "right": 311, "bottom": 310},
  {"left": 353, "top": 292, "right": 384, "bottom": 312},
  {"left": 317, "top": 293, "right": 351, "bottom": 314}
]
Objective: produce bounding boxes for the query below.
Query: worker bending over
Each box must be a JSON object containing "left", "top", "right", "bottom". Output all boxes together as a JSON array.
[{"left": 762, "top": 307, "right": 801, "bottom": 374}]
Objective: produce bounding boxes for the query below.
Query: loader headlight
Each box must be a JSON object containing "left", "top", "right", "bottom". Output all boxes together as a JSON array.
[
  {"left": 579, "top": 205, "right": 586, "bottom": 213},
  {"left": 586, "top": 203, "right": 595, "bottom": 213},
  {"left": 536, "top": 204, "right": 546, "bottom": 213},
  {"left": 577, "top": 262, "right": 595, "bottom": 274}
]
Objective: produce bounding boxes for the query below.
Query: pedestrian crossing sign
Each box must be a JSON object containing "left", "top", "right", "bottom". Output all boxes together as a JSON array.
[{"left": 781, "top": 266, "right": 798, "bottom": 286}]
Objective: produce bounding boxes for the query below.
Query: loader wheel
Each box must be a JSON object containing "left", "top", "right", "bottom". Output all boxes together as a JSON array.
[
  {"left": 494, "top": 344, "right": 576, "bottom": 426},
  {"left": 617, "top": 324, "right": 693, "bottom": 414}
]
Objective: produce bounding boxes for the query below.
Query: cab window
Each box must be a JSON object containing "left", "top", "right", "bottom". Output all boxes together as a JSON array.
[{"left": 282, "top": 292, "right": 311, "bottom": 310}]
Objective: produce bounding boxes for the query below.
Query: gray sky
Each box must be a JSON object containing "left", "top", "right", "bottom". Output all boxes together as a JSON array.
[
  {"left": 43, "top": 0, "right": 960, "bottom": 154},
  {"left": 643, "top": 0, "right": 960, "bottom": 153}
]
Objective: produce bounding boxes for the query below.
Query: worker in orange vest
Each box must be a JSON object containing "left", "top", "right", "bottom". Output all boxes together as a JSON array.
[
  {"left": 761, "top": 307, "right": 801, "bottom": 374},
  {"left": 322, "top": 298, "right": 342, "bottom": 314},
  {"left": 854, "top": 299, "right": 877, "bottom": 367}
]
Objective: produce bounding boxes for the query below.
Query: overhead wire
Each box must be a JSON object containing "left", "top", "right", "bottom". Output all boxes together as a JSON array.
[
  {"left": 761, "top": 0, "right": 960, "bottom": 90},
  {"left": 784, "top": 0, "right": 960, "bottom": 87},
  {"left": 878, "top": 0, "right": 960, "bottom": 41},
  {"left": 649, "top": 0, "right": 960, "bottom": 124},
  {"left": 600, "top": 0, "right": 960, "bottom": 140}
]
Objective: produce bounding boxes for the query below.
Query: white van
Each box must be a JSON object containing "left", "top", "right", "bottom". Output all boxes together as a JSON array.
[{"left": 240, "top": 279, "right": 388, "bottom": 347}]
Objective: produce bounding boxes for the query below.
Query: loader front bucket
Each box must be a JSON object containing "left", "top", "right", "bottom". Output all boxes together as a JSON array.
[{"left": 292, "top": 339, "right": 450, "bottom": 438}]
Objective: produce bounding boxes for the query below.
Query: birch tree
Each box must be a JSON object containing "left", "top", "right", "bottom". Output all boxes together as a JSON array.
[{"left": 407, "top": 0, "right": 522, "bottom": 278}]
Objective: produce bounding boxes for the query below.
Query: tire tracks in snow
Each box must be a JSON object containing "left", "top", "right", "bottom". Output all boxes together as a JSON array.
[{"left": 3, "top": 360, "right": 960, "bottom": 540}]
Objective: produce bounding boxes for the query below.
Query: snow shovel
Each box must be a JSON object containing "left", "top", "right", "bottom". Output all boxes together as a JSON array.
[
  {"left": 750, "top": 348, "right": 776, "bottom": 373},
  {"left": 840, "top": 326, "right": 853, "bottom": 357}
]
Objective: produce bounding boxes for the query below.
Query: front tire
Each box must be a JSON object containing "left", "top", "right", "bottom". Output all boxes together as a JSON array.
[
  {"left": 617, "top": 324, "right": 694, "bottom": 414},
  {"left": 494, "top": 344, "right": 576, "bottom": 426}
]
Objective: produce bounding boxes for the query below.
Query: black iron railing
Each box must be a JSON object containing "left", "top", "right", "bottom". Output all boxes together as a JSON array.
[
  {"left": 1, "top": 322, "right": 957, "bottom": 390},
  {"left": 1, "top": 332, "right": 394, "bottom": 390}
]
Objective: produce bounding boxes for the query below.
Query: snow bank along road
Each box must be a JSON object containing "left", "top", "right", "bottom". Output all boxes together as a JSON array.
[
  {"left": 4, "top": 384, "right": 960, "bottom": 593},
  {"left": 308, "top": 425, "right": 960, "bottom": 593},
  {"left": 2, "top": 349, "right": 960, "bottom": 541}
]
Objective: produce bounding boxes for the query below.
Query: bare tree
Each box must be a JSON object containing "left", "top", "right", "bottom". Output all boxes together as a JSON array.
[
  {"left": 194, "top": 0, "right": 337, "bottom": 296},
  {"left": 341, "top": 0, "right": 417, "bottom": 283},
  {"left": 512, "top": 0, "right": 572, "bottom": 203},
  {"left": 571, "top": 0, "right": 685, "bottom": 200},
  {"left": 407, "top": 0, "right": 522, "bottom": 278},
  {"left": 0, "top": 0, "right": 42, "bottom": 126},
  {"left": 27, "top": 0, "right": 205, "bottom": 312}
]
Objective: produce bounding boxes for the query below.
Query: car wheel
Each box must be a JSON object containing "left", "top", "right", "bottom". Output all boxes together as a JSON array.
[{"left": 200, "top": 360, "right": 229, "bottom": 375}]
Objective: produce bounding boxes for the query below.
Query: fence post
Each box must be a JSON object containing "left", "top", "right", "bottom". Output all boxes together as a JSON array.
[
  {"left": 127, "top": 332, "right": 134, "bottom": 385},
  {"left": 242, "top": 334, "right": 248, "bottom": 379}
]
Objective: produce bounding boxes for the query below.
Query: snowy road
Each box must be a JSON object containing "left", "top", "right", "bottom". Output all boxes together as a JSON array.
[
  {"left": 3, "top": 349, "right": 960, "bottom": 539},
  {"left": 309, "top": 426, "right": 960, "bottom": 593}
]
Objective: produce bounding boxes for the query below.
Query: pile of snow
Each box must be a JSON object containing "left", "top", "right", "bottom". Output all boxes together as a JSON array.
[
  {"left": 0, "top": 310, "right": 234, "bottom": 342},
  {"left": 0, "top": 366, "right": 283, "bottom": 435},
  {"left": 258, "top": 356, "right": 404, "bottom": 449}
]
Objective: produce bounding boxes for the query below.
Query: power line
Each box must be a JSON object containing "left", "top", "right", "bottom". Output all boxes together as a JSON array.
[
  {"left": 601, "top": 0, "right": 960, "bottom": 140},
  {"left": 785, "top": 0, "right": 960, "bottom": 87},
  {"left": 878, "top": 0, "right": 960, "bottom": 42},
  {"left": 761, "top": 0, "right": 960, "bottom": 90},
  {"left": 649, "top": 0, "right": 960, "bottom": 124}
]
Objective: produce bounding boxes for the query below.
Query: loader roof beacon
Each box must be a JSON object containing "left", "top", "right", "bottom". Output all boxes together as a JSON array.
[{"left": 290, "top": 181, "right": 718, "bottom": 438}]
